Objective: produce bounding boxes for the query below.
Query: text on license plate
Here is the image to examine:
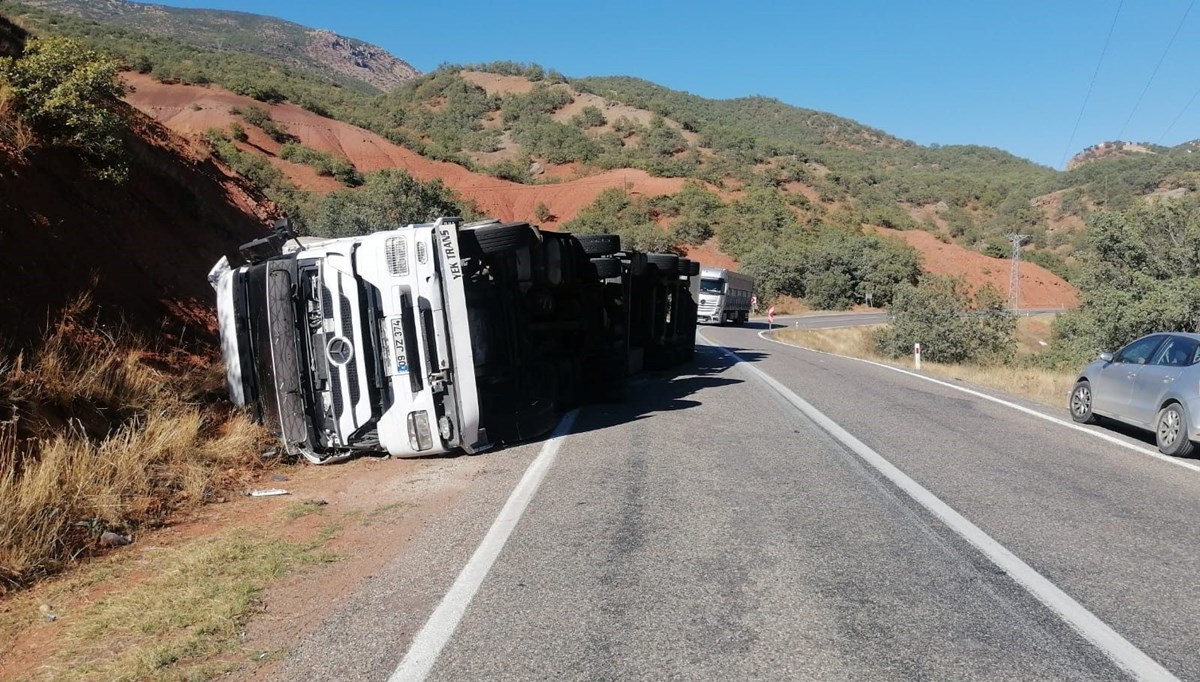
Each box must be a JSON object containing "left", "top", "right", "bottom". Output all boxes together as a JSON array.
[{"left": 390, "top": 318, "right": 409, "bottom": 374}]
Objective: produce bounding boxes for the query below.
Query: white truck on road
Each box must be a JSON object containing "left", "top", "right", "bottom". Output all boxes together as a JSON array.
[
  {"left": 209, "top": 218, "right": 699, "bottom": 462},
  {"left": 697, "top": 266, "right": 754, "bottom": 325}
]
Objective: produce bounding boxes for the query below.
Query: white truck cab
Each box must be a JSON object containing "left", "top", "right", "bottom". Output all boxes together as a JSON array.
[{"left": 209, "top": 217, "right": 484, "bottom": 462}]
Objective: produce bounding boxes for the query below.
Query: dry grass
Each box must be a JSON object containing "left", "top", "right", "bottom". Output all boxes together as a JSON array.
[
  {"left": 1, "top": 520, "right": 338, "bottom": 682},
  {"left": 0, "top": 296, "right": 272, "bottom": 592},
  {"left": 0, "top": 82, "right": 34, "bottom": 153},
  {"left": 39, "top": 527, "right": 337, "bottom": 682},
  {"left": 772, "top": 321, "right": 1075, "bottom": 409}
]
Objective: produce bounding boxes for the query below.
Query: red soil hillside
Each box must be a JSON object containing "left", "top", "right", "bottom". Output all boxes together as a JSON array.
[
  {"left": 121, "top": 73, "right": 689, "bottom": 225},
  {"left": 118, "top": 74, "right": 1082, "bottom": 307},
  {"left": 874, "top": 227, "right": 1079, "bottom": 309},
  {"left": 0, "top": 109, "right": 272, "bottom": 349}
]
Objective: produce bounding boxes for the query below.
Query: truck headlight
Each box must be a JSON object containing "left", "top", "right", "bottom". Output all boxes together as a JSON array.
[
  {"left": 386, "top": 236, "right": 409, "bottom": 276},
  {"left": 407, "top": 410, "right": 433, "bottom": 451}
]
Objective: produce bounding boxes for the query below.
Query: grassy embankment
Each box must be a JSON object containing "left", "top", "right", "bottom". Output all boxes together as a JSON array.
[
  {"left": 770, "top": 315, "right": 1077, "bottom": 409},
  {"left": 0, "top": 299, "right": 342, "bottom": 679}
]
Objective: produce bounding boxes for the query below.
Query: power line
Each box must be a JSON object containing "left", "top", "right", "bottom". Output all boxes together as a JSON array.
[
  {"left": 1158, "top": 82, "right": 1200, "bottom": 143},
  {"left": 1061, "top": 0, "right": 1125, "bottom": 168},
  {"left": 1117, "top": 0, "right": 1195, "bottom": 140}
]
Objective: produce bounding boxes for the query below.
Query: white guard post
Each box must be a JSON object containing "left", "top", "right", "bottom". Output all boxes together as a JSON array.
[{"left": 914, "top": 342, "right": 922, "bottom": 369}]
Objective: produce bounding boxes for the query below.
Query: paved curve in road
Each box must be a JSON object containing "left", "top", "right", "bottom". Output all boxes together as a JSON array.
[{"left": 270, "top": 321, "right": 1200, "bottom": 681}]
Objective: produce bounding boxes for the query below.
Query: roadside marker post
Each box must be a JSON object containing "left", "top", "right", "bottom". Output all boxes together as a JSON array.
[
  {"left": 767, "top": 305, "right": 776, "bottom": 330},
  {"left": 914, "top": 343, "right": 922, "bottom": 370}
]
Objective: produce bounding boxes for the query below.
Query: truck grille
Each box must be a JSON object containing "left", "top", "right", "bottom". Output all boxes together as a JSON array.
[
  {"left": 340, "top": 294, "right": 360, "bottom": 406},
  {"left": 386, "top": 236, "right": 409, "bottom": 276},
  {"left": 699, "top": 300, "right": 719, "bottom": 315}
]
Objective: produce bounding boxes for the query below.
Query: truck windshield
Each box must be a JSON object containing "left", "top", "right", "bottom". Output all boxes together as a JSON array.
[{"left": 700, "top": 278, "right": 724, "bottom": 294}]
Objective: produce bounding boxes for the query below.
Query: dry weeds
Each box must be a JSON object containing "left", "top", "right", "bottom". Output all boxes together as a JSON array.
[
  {"left": 0, "top": 82, "right": 34, "bottom": 153},
  {"left": 772, "top": 321, "right": 1075, "bottom": 409},
  {"left": 0, "top": 296, "right": 271, "bottom": 592}
]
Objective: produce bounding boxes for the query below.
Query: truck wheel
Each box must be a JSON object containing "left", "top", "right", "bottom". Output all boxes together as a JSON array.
[
  {"left": 577, "top": 234, "right": 621, "bottom": 256},
  {"left": 590, "top": 257, "right": 622, "bottom": 279},
  {"left": 677, "top": 258, "right": 693, "bottom": 279},
  {"left": 514, "top": 401, "right": 559, "bottom": 442},
  {"left": 647, "top": 254, "right": 678, "bottom": 276},
  {"left": 460, "top": 222, "right": 535, "bottom": 256}
]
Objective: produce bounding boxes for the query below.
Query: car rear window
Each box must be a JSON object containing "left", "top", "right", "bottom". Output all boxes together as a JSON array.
[{"left": 1153, "top": 336, "right": 1200, "bottom": 367}]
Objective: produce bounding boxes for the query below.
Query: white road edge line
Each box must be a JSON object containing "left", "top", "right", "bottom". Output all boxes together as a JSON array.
[
  {"left": 389, "top": 410, "right": 579, "bottom": 682},
  {"left": 701, "top": 337, "right": 1178, "bottom": 681},
  {"left": 754, "top": 329, "right": 1200, "bottom": 476}
]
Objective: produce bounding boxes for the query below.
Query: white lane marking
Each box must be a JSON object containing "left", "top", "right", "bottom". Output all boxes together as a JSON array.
[
  {"left": 389, "top": 410, "right": 579, "bottom": 682},
  {"left": 703, "top": 339, "right": 1179, "bottom": 681},
  {"left": 752, "top": 329, "right": 1200, "bottom": 476}
]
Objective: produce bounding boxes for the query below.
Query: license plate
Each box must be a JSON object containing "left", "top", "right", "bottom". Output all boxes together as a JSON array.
[{"left": 390, "top": 317, "right": 409, "bottom": 374}]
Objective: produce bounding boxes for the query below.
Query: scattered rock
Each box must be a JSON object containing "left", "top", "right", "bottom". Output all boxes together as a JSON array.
[
  {"left": 38, "top": 604, "right": 57, "bottom": 622},
  {"left": 248, "top": 488, "right": 290, "bottom": 497},
  {"left": 98, "top": 532, "right": 132, "bottom": 548},
  {"left": 529, "top": 161, "right": 544, "bottom": 176},
  {"left": 270, "top": 474, "right": 290, "bottom": 482}
]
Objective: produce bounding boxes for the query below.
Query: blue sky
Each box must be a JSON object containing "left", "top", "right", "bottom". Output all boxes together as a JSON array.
[{"left": 139, "top": 0, "right": 1200, "bottom": 170}]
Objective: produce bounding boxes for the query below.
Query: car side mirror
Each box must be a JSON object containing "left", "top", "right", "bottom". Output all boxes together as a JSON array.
[{"left": 1099, "top": 352, "right": 1114, "bottom": 363}]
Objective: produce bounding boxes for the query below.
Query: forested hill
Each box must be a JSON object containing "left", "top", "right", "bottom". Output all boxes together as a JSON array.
[
  {"left": 12, "top": 0, "right": 419, "bottom": 92},
  {"left": 4, "top": 0, "right": 1200, "bottom": 290}
]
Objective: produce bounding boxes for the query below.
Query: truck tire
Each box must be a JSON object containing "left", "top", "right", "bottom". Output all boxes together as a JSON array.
[
  {"left": 590, "top": 257, "right": 622, "bottom": 279},
  {"left": 677, "top": 258, "right": 693, "bottom": 278},
  {"left": 577, "top": 234, "right": 621, "bottom": 256},
  {"left": 460, "top": 222, "right": 534, "bottom": 256},
  {"left": 647, "top": 254, "right": 678, "bottom": 276}
]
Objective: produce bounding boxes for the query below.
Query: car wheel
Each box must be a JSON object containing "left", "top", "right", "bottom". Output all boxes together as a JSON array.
[
  {"left": 1156, "top": 403, "right": 1195, "bottom": 457},
  {"left": 1069, "top": 380, "right": 1097, "bottom": 424}
]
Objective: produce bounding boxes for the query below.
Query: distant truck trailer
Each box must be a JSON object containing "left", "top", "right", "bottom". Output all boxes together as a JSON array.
[{"left": 697, "top": 266, "right": 754, "bottom": 325}]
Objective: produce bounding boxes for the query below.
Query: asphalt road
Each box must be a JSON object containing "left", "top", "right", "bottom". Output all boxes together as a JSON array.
[{"left": 272, "top": 321, "right": 1200, "bottom": 681}]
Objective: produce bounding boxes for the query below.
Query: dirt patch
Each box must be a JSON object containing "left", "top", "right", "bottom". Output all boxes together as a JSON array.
[
  {"left": 123, "top": 74, "right": 691, "bottom": 224},
  {"left": 873, "top": 227, "right": 1079, "bottom": 309},
  {"left": 682, "top": 239, "right": 738, "bottom": 271},
  {"left": 0, "top": 452, "right": 495, "bottom": 681},
  {"left": 0, "top": 99, "right": 271, "bottom": 350},
  {"left": 459, "top": 71, "right": 535, "bottom": 96}
]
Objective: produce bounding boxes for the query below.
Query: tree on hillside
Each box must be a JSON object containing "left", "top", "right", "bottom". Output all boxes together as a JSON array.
[
  {"left": 0, "top": 36, "right": 127, "bottom": 179},
  {"left": 716, "top": 186, "right": 800, "bottom": 261},
  {"left": 563, "top": 188, "right": 679, "bottom": 254},
  {"left": 1049, "top": 198, "right": 1200, "bottom": 365},
  {"left": 876, "top": 276, "right": 1015, "bottom": 364},
  {"left": 309, "top": 169, "right": 475, "bottom": 237}
]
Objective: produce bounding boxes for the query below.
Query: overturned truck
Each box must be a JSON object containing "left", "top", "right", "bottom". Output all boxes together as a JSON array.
[{"left": 208, "top": 218, "right": 699, "bottom": 463}]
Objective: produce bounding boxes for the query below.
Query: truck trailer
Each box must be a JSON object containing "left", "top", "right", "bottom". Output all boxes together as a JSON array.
[
  {"left": 697, "top": 266, "right": 754, "bottom": 325},
  {"left": 209, "top": 218, "right": 698, "bottom": 462}
]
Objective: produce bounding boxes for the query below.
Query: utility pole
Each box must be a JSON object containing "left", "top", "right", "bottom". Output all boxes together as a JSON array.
[{"left": 1007, "top": 233, "right": 1030, "bottom": 312}]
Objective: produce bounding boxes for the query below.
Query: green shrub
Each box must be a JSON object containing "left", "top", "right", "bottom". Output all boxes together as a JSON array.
[
  {"left": 1046, "top": 198, "right": 1200, "bottom": 366},
  {"left": 875, "top": 276, "right": 1015, "bottom": 364},
  {"left": 308, "top": 169, "right": 478, "bottom": 237},
  {"left": 571, "top": 105, "right": 606, "bottom": 129},
  {"left": 0, "top": 36, "right": 127, "bottom": 180},
  {"left": 230, "top": 104, "right": 292, "bottom": 143},
  {"left": 278, "top": 142, "right": 362, "bottom": 186},
  {"left": 670, "top": 215, "right": 712, "bottom": 245}
]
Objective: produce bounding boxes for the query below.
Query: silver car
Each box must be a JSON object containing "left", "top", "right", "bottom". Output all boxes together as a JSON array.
[{"left": 1070, "top": 332, "right": 1200, "bottom": 456}]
